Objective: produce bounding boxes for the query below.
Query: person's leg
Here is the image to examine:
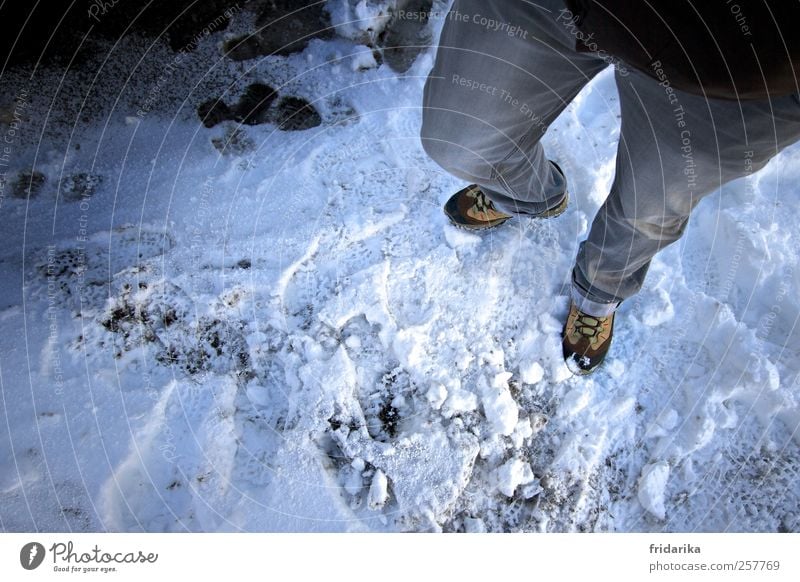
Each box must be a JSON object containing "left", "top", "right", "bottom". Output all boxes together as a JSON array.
[
  {"left": 421, "top": 0, "right": 607, "bottom": 215},
  {"left": 572, "top": 67, "right": 800, "bottom": 314}
]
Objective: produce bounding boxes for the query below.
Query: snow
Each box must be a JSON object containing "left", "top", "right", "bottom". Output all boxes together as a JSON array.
[
  {"left": 368, "top": 469, "right": 389, "bottom": 509},
  {"left": 638, "top": 462, "right": 670, "bottom": 521},
  {"left": 1, "top": 0, "right": 800, "bottom": 533},
  {"left": 494, "top": 457, "right": 536, "bottom": 498},
  {"left": 519, "top": 361, "right": 545, "bottom": 385},
  {"left": 480, "top": 372, "right": 519, "bottom": 436},
  {"left": 425, "top": 383, "right": 447, "bottom": 410},
  {"left": 350, "top": 45, "right": 379, "bottom": 72},
  {"left": 328, "top": 0, "right": 395, "bottom": 44},
  {"left": 560, "top": 387, "right": 592, "bottom": 417}
]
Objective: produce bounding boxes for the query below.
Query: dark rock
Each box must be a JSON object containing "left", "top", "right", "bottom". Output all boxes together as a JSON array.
[
  {"left": 12, "top": 170, "right": 46, "bottom": 199},
  {"left": 223, "top": 0, "right": 333, "bottom": 60},
  {"left": 163, "top": 3, "right": 240, "bottom": 52},
  {"left": 222, "top": 34, "right": 264, "bottom": 62},
  {"left": 274, "top": 96, "right": 322, "bottom": 131},
  {"left": 233, "top": 83, "right": 278, "bottom": 125},
  {"left": 198, "top": 99, "right": 233, "bottom": 128}
]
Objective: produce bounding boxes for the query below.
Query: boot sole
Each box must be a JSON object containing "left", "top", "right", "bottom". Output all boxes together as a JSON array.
[{"left": 444, "top": 190, "right": 568, "bottom": 231}]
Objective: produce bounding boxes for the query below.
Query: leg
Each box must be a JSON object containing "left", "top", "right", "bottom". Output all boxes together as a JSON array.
[
  {"left": 573, "top": 67, "right": 800, "bottom": 313},
  {"left": 421, "top": 0, "right": 607, "bottom": 215}
]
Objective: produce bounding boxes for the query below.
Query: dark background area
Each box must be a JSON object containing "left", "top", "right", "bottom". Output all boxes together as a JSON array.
[
  {"left": 0, "top": 0, "right": 432, "bottom": 71},
  {"left": 1, "top": 0, "right": 245, "bottom": 67}
]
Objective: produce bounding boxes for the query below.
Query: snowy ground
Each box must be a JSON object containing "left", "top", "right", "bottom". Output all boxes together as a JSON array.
[{"left": 1, "top": 3, "right": 799, "bottom": 532}]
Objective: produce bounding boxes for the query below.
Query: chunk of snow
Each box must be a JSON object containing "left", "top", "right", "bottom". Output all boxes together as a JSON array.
[
  {"left": 328, "top": 0, "right": 393, "bottom": 43},
  {"left": 638, "top": 462, "right": 670, "bottom": 520},
  {"left": 368, "top": 469, "right": 389, "bottom": 510},
  {"left": 351, "top": 45, "right": 378, "bottom": 71},
  {"left": 495, "top": 458, "right": 535, "bottom": 497},
  {"left": 482, "top": 373, "right": 519, "bottom": 436},
  {"left": 510, "top": 417, "right": 533, "bottom": 448},
  {"left": 483, "top": 351, "right": 506, "bottom": 368},
  {"left": 344, "top": 468, "right": 364, "bottom": 496},
  {"left": 344, "top": 335, "right": 362, "bottom": 349},
  {"left": 550, "top": 360, "right": 573, "bottom": 383},
  {"left": 645, "top": 409, "right": 679, "bottom": 439},
  {"left": 520, "top": 361, "right": 544, "bottom": 385},
  {"left": 426, "top": 384, "right": 448, "bottom": 410},
  {"left": 442, "top": 388, "right": 478, "bottom": 417},
  {"left": 520, "top": 480, "right": 543, "bottom": 499}
]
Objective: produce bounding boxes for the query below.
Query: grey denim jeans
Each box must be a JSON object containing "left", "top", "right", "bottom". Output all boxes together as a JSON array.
[{"left": 421, "top": 0, "right": 800, "bottom": 315}]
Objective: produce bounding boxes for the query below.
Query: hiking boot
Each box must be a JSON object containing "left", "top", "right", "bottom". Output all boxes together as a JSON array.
[
  {"left": 444, "top": 184, "right": 513, "bottom": 229},
  {"left": 562, "top": 301, "right": 615, "bottom": 375},
  {"left": 444, "top": 162, "right": 568, "bottom": 230}
]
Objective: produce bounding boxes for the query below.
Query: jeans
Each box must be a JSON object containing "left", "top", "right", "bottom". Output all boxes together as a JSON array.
[{"left": 421, "top": 0, "right": 800, "bottom": 315}]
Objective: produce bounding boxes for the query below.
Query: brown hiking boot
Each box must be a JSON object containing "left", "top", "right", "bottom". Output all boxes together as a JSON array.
[
  {"left": 562, "top": 301, "right": 615, "bottom": 375},
  {"left": 443, "top": 162, "right": 568, "bottom": 229},
  {"left": 444, "top": 184, "right": 514, "bottom": 229}
]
